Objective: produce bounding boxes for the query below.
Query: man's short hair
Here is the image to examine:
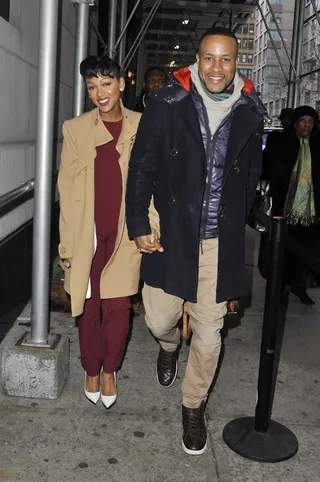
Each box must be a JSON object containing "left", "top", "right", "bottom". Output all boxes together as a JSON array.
[
  {"left": 199, "top": 27, "right": 238, "bottom": 52},
  {"left": 144, "top": 67, "right": 167, "bottom": 83},
  {"left": 80, "top": 55, "right": 121, "bottom": 80}
]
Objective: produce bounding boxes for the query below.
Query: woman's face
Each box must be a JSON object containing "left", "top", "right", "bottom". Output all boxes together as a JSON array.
[
  {"left": 294, "top": 115, "right": 314, "bottom": 138},
  {"left": 86, "top": 74, "right": 125, "bottom": 118}
]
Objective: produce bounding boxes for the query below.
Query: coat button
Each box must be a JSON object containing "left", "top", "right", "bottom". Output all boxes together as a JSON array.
[
  {"left": 170, "top": 148, "right": 178, "bottom": 156},
  {"left": 60, "top": 246, "right": 66, "bottom": 255},
  {"left": 94, "top": 119, "right": 99, "bottom": 126},
  {"left": 168, "top": 197, "right": 176, "bottom": 204}
]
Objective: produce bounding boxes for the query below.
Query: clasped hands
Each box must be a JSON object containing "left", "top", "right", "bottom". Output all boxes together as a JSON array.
[{"left": 135, "top": 228, "right": 164, "bottom": 254}]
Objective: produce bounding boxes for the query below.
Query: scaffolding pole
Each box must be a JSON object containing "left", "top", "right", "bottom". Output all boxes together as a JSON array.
[
  {"left": 310, "top": 0, "right": 320, "bottom": 29},
  {"left": 26, "top": 0, "right": 60, "bottom": 346},
  {"left": 264, "top": 0, "right": 297, "bottom": 78},
  {"left": 122, "top": 0, "right": 162, "bottom": 71},
  {"left": 107, "top": 0, "right": 118, "bottom": 59},
  {"left": 256, "top": 1, "right": 288, "bottom": 83},
  {"left": 293, "top": 0, "right": 305, "bottom": 108},
  {"left": 114, "top": 0, "right": 142, "bottom": 59},
  {"left": 73, "top": 0, "right": 92, "bottom": 117},
  {"left": 118, "top": 0, "right": 128, "bottom": 67},
  {"left": 288, "top": 0, "right": 304, "bottom": 108}
]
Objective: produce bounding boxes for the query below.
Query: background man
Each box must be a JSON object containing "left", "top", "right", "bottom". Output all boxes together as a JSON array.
[{"left": 126, "top": 66, "right": 167, "bottom": 113}]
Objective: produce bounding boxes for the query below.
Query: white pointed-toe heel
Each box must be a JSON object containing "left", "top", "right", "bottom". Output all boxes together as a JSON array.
[
  {"left": 84, "top": 372, "right": 101, "bottom": 404},
  {"left": 101, "top": 372, "right": 117, "bottom": 409}
]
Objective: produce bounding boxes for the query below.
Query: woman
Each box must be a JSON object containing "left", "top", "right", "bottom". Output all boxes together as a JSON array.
[
  {"left": 269, "top": 105, "right": 320, "bottom": 305},
  {"left": 58, "top": 55, "right": 142, "bottom": 408}
]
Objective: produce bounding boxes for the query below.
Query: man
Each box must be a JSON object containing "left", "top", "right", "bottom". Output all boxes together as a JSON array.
[
  {"left": 126, "top": 27, "right": 264, "bottom": 455},
  {"left": 261, "top": 108, "right": 293, "bottom": 180},
  {"left": 126, "top": 66, "right": 167, "bottom": 113}
]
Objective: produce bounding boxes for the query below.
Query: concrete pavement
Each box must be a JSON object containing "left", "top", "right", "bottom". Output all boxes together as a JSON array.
[{"left": 0, "top": 229, "right": 319, "bottom": 482}]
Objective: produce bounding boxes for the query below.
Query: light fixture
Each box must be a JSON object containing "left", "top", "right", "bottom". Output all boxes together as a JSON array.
[
  {"left": 182, "top": 19, "right": 189, "bottom": 25},
  {"left": 169, "top": 60, "right": 175, "bottom": 67},
  {"left": 174, "top": 45, "right": 180, "bottom": 50},
  {"left": 131, "top": 79, "right": 136, "bottom": 85},
  {"left": 128, "top": 71, "right": 134, "bottom": 78}
]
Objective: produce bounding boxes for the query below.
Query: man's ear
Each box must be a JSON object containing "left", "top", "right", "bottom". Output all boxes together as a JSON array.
[{"left": 196, "top": 51, "right": 200, "bottom": 64}]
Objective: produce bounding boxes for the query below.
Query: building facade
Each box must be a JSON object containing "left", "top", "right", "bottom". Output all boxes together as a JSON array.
[
  {"left": 237, "top": 12, "right": 256, "bottom": 81},
  {"left": 301, "top": 0, "right": 320, "bottom": 114},
  {"left": 253, "top": 0, "right": 294, "bottom": 126}
]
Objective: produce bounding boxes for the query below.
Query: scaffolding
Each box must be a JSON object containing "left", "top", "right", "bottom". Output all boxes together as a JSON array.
[{"left": 21, "top": 0, "right": 317, "bottom": 351}]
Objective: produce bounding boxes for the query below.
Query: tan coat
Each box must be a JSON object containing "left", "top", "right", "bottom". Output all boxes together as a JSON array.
[{"left": 58, "top": 104, "right": 144, "bottom": 317}]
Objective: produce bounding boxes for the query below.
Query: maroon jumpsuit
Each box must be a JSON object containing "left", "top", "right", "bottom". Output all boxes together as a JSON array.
[{"left": 78, "top": 120, "right": 131, "bottom": 376}]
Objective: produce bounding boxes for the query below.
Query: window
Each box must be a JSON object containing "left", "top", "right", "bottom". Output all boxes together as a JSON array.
[
  {"left": 272, "top": 14, "right": 281, "bottom": 24},
  {"left": 316, "top": 100, "right": 320, "bottom": 115},
  {"left": 0, "top": 0, "right": 10, "bottom": 21},
  {"left": 248, "top": 54, "right": 253, "bottom": 63},
  {"left": 243, "top": 24, "right": 248, "bottom": 34},
  {"left": 267, "top": 48, "right": 278, "bottom": 60},
  {"left": 271, "top": 30, "right": 280, "bottom": 41},
  {"left": 241, "top": 53, "right": 247, "bottom": 63},
  {"left": 249, "top": 24, "right": 254, "bottom": 34},
  {"left": 242, "top": 39, "right": 248, "bottom": 49},
  {"left": 269, "top": 101, "right": 274, "bottom": 116},
  {"left": 248, "top": 39, "right": 254, "bottom": 50},
  {"left": 305, "top": 91, "right": 311, "bottom": 105}
]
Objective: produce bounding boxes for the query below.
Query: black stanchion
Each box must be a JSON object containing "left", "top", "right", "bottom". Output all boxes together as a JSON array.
[{"left": 223, "top": 217, "right": 299, "bottom": 462}]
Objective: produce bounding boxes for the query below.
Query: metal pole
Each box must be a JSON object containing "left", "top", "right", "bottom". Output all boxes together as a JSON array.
[
  {"left": 122, "top": 0, "right": 162, "bottom": 71},
  {"left": 29, "top": 0, "right": 60, "bottom": 345},
  {"left": 293, "top": 0, "right": 305, "bottom": 108},
  {"left": 107, "top": 0, "right": 118, "bottom": 59},
  {"left": 73, "top": 1, "right": 91, "bottom": 117},
  {"left": 256, "top": 1, "right": 288, "bottom": 83},
  {"left": 310, "top": 0, "right": 320, "bottom": 29},
  {"left": 89, "top": 12, "right": 107, "bottom": 50},
  {"left": 255, "top": 217, "right": 286, "bottom": 432},
  {"left": 118, "top": 0, "right": 128, "bottom": 67},
  {"left": 136, "top": 40, "right": 145, "bottom": 95},
  {"left": 288, "top": 0, "right": 300, "bottom": 107},
  {"left": 264, "top": 0, "right": 298, "bottom": 77},
  {"left": 114, "top": 0, "right": 142, "bottom": 53}
]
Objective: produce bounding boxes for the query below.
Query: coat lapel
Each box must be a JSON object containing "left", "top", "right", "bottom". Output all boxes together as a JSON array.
[
  {"left": 75, "top": 102, "right": 137, "bottom": 175},
  {"left": 179, "top": 96, "right": 205, "bottom": 152}
]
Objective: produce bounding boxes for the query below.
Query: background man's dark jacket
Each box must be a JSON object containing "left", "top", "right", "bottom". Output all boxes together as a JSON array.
[{"left": 126, "top": 68, "right": 264, "bottom": 303}]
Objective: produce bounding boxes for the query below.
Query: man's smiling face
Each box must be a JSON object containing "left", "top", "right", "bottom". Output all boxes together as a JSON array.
[{"left": 196, "top": 34, "right": 238, "bottom": 94}]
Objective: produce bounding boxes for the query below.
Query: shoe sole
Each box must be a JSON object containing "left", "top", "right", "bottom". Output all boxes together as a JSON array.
[
  {"left": 182, "top": 440, "right": 207, "bottom": 455},
  {"left": 157, "top": 361, "right": 178, "bottom": 388}
]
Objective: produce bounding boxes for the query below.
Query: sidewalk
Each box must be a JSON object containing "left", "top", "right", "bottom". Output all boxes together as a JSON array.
[{"left": 0, "top": 229, "right": 320, "bottom": 482}]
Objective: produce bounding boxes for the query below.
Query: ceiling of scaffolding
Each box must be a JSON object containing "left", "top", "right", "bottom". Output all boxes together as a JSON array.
[{"left": 140, "top": 0, "right": 257, "bottom": 68}]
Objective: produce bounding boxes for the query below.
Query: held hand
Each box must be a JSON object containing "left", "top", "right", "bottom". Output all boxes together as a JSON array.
[
  {"left": 135, "top": 229, "right": 164, "bottom": 254},
  {"left": 61, "top": 257, "right": 72, "bottom": 269}
]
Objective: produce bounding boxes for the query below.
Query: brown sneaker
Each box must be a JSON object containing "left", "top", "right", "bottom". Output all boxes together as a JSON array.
[
  {"left": 182, "top": 402, "right": 207, "bottom": 455},
  {"left": 157, "top": 346, "right": 178, "bottom": 387}
]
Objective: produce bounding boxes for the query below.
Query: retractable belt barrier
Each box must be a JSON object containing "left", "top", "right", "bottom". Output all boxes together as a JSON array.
[{"left": 223, "top": 207, "right": 320, "bottom": 462}]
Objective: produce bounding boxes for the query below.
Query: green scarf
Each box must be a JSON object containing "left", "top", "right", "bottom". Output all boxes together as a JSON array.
[{"left": 284, "top": 137, "right": 317, "bottom": 226}]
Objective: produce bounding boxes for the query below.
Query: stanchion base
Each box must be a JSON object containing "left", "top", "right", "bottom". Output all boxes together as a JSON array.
[{"left": 223, "top": 417, "right": 298, "bottom": 463}]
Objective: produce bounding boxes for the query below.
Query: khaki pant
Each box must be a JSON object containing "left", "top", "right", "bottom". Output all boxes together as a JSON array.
[{"left": 142, "top": 238, "right": 227, "bottom": 408}]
